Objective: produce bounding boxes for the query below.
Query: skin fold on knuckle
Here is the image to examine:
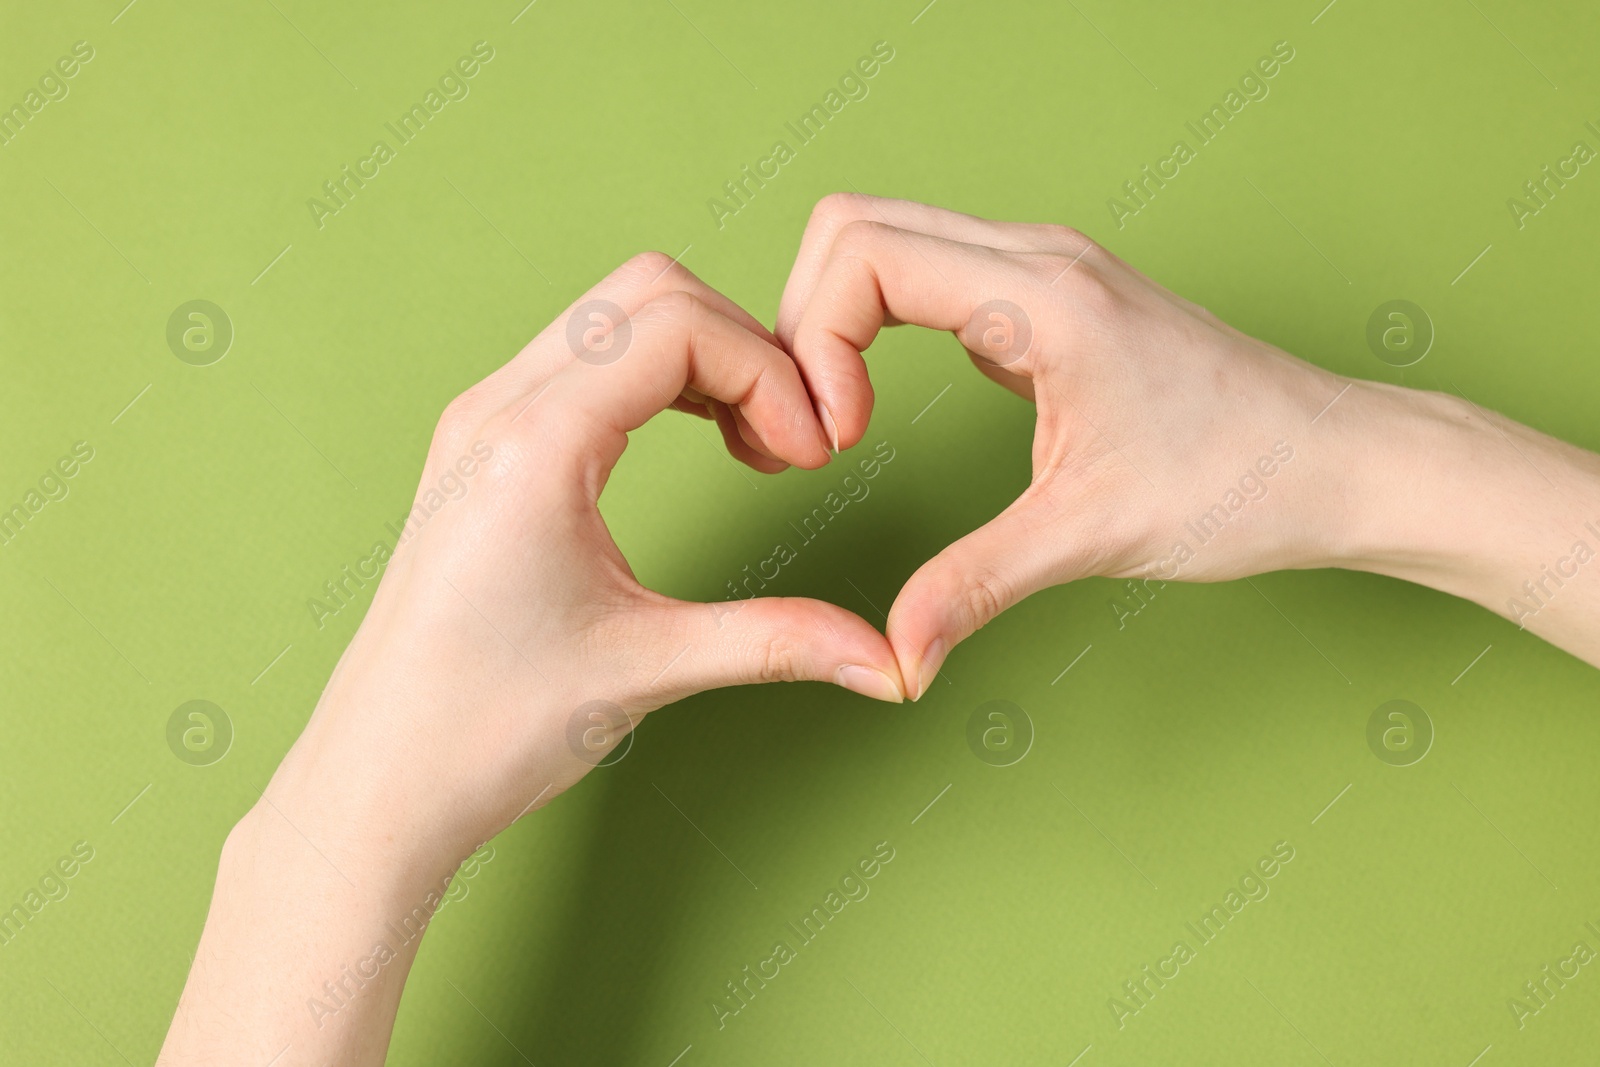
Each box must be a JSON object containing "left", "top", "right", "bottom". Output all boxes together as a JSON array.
[
  {"left": 619, "top": 250, "right": 680, "bottom": 290},
  {"left": 755, "top": 631, "right": 803, "bottom": 684},
  {"left": 962, "top": 568, "right": 1013, "bottom": 631},
  {"left": 1038, "top": 222, "right": 1090, "bottom": 250},
  {"left": 429, "top": 394, "right": 480, "bottom": 454},
  {"left": 811, "top": 191, "right": 872, "bottom": 235}
]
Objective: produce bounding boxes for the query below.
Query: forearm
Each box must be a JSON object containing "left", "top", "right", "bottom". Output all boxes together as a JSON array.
[
  {"left": 1333, "top": 381, "right": 1600, "bottom": 666},
  {"left": 158, "top": 790, "right": 448, "bottom": 1066}
]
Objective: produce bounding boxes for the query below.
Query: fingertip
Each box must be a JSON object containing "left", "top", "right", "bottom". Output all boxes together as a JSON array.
[
  {"left": 808, "top": 386, "right": 873, "bottom": 456},
  {"left": 789, "top": 323, "right": 875, "bottom": 455},
  {"left": 835, "top": 664, "right": 905, "bottom": 704},
  {"left": 710, "top": 404, "right": 791, "bottom": 473},
  {"left": 885, "top": 588, "right": 947, "bottom": 703},
  {"left": 788, "top": 449, "right": 832, "bottom": 472},
  {"left": 838, "top": 378, "right": 877, "bottom": 453},
  {"left": 818, "top": 403, "right": 841, "bottom": 455},
  {"left": 746, "top": 454, "right": 791, "bottom": 475},
  {"left": 758, "top": 404, "right": 832, "bottom": 471},
  {"left": 909, "top": 637, "right": 947, "bottom": 702},
  {"left": 792, "top": 404, "right": 835, "bottom": 469},
  {"left": 886, "top": 628, "right": 944, "bottom": 703}
]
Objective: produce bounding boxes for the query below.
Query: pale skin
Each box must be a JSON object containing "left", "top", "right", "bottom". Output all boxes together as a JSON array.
[{"left": 158, "top": 195, "right": 1600, "bottom": 1065}]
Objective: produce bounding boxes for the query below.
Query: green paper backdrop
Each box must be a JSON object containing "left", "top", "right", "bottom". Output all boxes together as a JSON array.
[{"left": 3, "top": 0, "right": 1600, "bottom": 1063}]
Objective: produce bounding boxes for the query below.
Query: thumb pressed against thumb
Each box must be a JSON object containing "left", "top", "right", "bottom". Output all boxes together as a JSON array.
[
  {"left": 650, "top": 596, "right": 907, "bottom": 705},
  {"left": 887, "top": 503, "right": 1061, "bottom": 701}
]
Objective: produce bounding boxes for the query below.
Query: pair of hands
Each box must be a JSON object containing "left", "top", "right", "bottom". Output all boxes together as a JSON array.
[
  {"left": 165, "top": 194, "right": 1600, "bottom": 1066},
  {"left": 273, "top": 193, "right": 1374, "bottom": 873}
]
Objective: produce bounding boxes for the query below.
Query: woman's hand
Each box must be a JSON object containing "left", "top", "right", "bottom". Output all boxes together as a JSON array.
[
  {"left": 282, "top": 250, "right": 905, "bottom": 864},
  {"left": 158, "top": 252, "right": 906, "bottom": 1067},
  {"left": 776, "top": 194, "right": 1600, "bottom": 693}
]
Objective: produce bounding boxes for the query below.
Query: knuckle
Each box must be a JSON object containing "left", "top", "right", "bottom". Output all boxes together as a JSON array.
[
  {"left": 1040, "top": 223, "right": 1090, "bottom": 249},
  {"left": 811, "top": 191, "right": 869, "bottom": 227},
  {"left": 833, "top": 218, "right": 889, "bottom": 257},
  {"left": 1024, "top": 251, "right": 1072, "bottom": 283},
  {"left": 962, "top": 569, "right": 1013, "bottom": 628},
  {"left": 1068, "top": 264, "right": 1120, "bottom": 319},
  {"left": 1030, "top": 250, "right": 1116, "bottom": 319},
  {"left": 636, "top": 288, "right": 700, "bottom": 329},
  {"left": 432, "top": 393, "right": 477, "bottom": 446},
  {"left": 618, "top": 250, "right": 680, "bottom": 288},
  {"left": 756, "top": 632, "right": 801, "bottom": 683},
  {"left": 471, "top": 418, "right": 548, "bottom": 494}
]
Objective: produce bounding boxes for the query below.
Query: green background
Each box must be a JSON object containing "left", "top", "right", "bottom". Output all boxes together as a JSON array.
[{"left": 4, "top": 0, "right": 1600, "bottom": 1063}]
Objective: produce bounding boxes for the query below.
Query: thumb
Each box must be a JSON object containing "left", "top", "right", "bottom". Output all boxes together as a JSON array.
[
  {"left": 647, "top": 596, "right": 907, "bottom": 705},
  {"left": 887, "top": 496, "right": 1065, "bottom": 700}
]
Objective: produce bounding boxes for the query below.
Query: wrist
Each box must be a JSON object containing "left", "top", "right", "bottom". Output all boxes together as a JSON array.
[
  {"left": 1319, "top": 383, "right": 1467, "bottom": 582},
  {"left": 1328, "top": 381, "right": 1600, "bottom": 615},
  {"left": 264, "top": 674, "right": 503, "bottom": 878},
  {"left": 161, "top": 804, "right": 452, "bottom": 1066},
  {"left": 220, "top": 793, "right": 457, "bottom": 940},
  {"left": 250, "top": 737, "right": 472, "bottom": 894}
]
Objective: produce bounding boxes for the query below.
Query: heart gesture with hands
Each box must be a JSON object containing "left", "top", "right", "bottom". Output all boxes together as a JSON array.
[{"left": 161, "top": 194, "right": 1600, "bottom": 1067}]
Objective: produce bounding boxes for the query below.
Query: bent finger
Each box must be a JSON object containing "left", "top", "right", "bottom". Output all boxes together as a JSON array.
[
  {"left": 529, "top": 291, "right": 832, "bottom": 484},
  {"left": 792, "top": 223, "right": 1056, "bottom": 451}
]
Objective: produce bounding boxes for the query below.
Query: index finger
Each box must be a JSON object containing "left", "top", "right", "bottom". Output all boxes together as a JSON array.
[
  {"left": 525, "top": 290, "right": 833, "bottom": 490},
  {"left": 790, "top": 221, "right": 1053, "bottom": 451},
  {"left": 775, "top": 193, "right": 1074, "bottom": 351}
]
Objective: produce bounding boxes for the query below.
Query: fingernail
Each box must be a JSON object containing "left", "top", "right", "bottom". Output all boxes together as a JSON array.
[
  {"left": 817, "top": 404, "right": 840, "bottom": 454},
  {"left": 913, "top": 638, "right": 947, "bottom": 702},
  {"left": 835, "top": 664, "right": 904, "bottom": 704}
]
